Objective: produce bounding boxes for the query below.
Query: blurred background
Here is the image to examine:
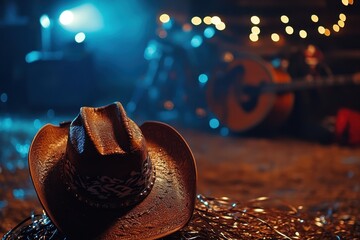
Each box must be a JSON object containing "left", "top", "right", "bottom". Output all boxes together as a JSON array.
[
  {"left": 0, "top": 0, "right": 359, "bottom": 141},
  {"left": 0, "top": 0, "right": 359, "bottom": 137}
]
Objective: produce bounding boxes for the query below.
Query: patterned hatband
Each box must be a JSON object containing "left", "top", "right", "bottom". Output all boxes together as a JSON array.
[{"left": 63, "top": 155, "right": 155, "bottom": 209}]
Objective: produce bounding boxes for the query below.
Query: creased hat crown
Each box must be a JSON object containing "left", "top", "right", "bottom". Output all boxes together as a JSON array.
[{"left": 63, "top": 102, "right": 155, "bottom": 208}]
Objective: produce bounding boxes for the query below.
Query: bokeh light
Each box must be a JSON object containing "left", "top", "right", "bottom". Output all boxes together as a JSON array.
[
  {"left": 311, "top": 14, "right": 319, "bottom": 23},
  {"left": 249, "top": 33, "right": 259, "bottom": 42},
  {"left": 74, "top": 32, "right": 86, "bottom": 43},
  {"left": 191, "top": 35, "right": 203, "bottom": 48},
  {"left": 324, "top": 28, "right": 331, "bottom": 36},
  {"left": 251, "top": 26, "right": 260, "bottom": 34},
  {"left": 204, "top": 27, "right": 215, "bottom": 38},
  {"left": 318, "top": 26, "right": 325, "bottom": 34},
  {"left": 339, "top": 13, "right": 347, "bottom": 21},
  {"left": 209, "top": 118, "right": 220, "bottom": 129},
  {"left": 203, "top": 16, "right": 212, "bottom": 25},
  {"left": 250, "top": 16, "right": 260, "bottom": 25},
  {"left": 0, "top": 93, "right": 8, "bottom": 103},
  {"left": 271, "top": 33, "right": 280, "bottom": 42},
  {"left": 59, "top": 10, "right": 74, "bottom": 26},
  {"left": 280, "top": 15, "right": 289, "bottom": 24},
  {"left": 215, "top": 22, "right": 226, "bottom": 31},
  {"left": 285, "top": 26, "right": 294, "bottom": 35},
  {"left": 198, "top": 73, "right": 209, "bottom": 84},
  {"left": 58, "top": 4, "right": 103, "bottom": 32},
  {"left": 191, "top": 16, "right": 202, "bottom": 25},
  {"left": 211, "top": 16, "right": 221, "bottom": 25},
  {"left": 40, "top": 15, "right": 51, "bottom": 28},
  {"left": 159, "top": 13, "right": 170, "bottom": 23},
  {"left": 338, "top": 20, "right": 345, "bottom": 28},
  {"left": 299, "top": 30, "right": 307, "bottom": 38}
]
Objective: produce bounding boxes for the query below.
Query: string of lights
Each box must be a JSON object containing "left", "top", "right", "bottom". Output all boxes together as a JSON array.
[{"left": 158, "top": 0, "right": 356, "bottom": 44}]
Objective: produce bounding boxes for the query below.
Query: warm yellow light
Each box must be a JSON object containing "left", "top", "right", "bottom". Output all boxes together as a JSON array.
[
  {"left": 338, "top": 20, "right": 345, "bottom": 28},
  {"left": 191, "top": 16, "right": 202, "bottom": 26},
  {"left": 211, "top": 16, "right": 222, "bottom": 25},
  {"left": 159, "top": 14, "right": 170, "bottom": 23},
  {"left": 250, "top": 16, "right": 260, "bottom": 25},
  {"left": 249, "top": 33, "right": 259, "bottom": 42},
  {"left": 324, "top": 28, "right": 331, "bottom": 36},
  {"left": 216, "top": 22, "right": 226, "bottom": 31},
  {"left": 251, "top": 26, "right": 260, "bottom": 34},
  {"left": 299, "top": 30, "right": 307, "bottom": 38},
  {"left": 333, "top": 24, "right": 340, "bottom": 32},
  {"left": 271, "top": 33, "right": 280, "bottom": 42},
  {"left": 285, "top": 26, "right": 294, "bottom": 35},
  {"left": 318, "top": 26, "right": 325, "bottom": 34},
  {"left": 342, "top": 0, "right": 349, "bottom": 6},
  {"left": 311, "top": 14, "right": 319, "bottom": 23},
  {"left": 280, "top": 15, "right": 289, "bottom": 24},
  {"left": 339, "top": 13, "right": 346, "bottom": 21},
  {"left": 203, "top": 16, "right": 212, "bottom": 25}
]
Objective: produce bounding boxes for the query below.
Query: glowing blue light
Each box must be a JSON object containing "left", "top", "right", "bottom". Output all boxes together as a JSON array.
[
  {"left": 162, "top": 19, "right": 173, "bottom": 30},
  {"left": 40, "top": 14, "right": 51, "bottom": 28},
  {"left": 75, "top": 32, "right": 86, "bottom": 43},
  {"left": 25, "top": 51, "right": 41, "bottom": 63},
  {"left": 0, "top": 200, "right": 7, "bottom": 209},
  {"left": 191, "top": 35, "right": 203, "bottom": 48},
  {"left": 198, "top": 73, "right": 208, "bottom": 84},
  {"left": 47, "top": 109, "right": 55, "bottom": 118},
  {"left": 33, "top": 119, "right": 42, "bottom": 129},
  {"left": 220, "top": 127, "right": 230, "bottom": 136},
  {"left": 204, "top": 27, "right": 215, "bottom": 38},
  {"left": 144, "top": 41, "right": 160, "bottom": 60},
  {"left": 59, "top": 10, "right": 74, "bottom": 26},
  {"left": 209, "top": 118, "right": 220, "bottom": 129},
  {"left": 271, "top": 58, "right": 281, "bottom": 68},
  {"left": 59, "top": 4, "right": 103, "bottom": 32},
  {"left": 126, "top": 101, "right": 136, "bottom": 112},
  {"left": 15, "top": 143, "right": 29, "bottom": 158},
  {"left": 1, "top": 93, "right": 8, "bottom": 103},
  {"left": 5, "top": 162, "right": 15, "bottom": 172},
  {"left": 13, "top": 189, "right": 25, "bottom": 200},
  {"left": 2, "top": 117, "right": 12, "bottom": 130}
]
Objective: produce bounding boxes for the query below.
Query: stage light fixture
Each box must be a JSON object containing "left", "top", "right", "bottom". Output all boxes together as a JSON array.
[
  {"left": 58, "top": 4, "right": 103, "bottom": 32},
  {"left": 59, "top": 10, "right": 74, "bottom": 26}
]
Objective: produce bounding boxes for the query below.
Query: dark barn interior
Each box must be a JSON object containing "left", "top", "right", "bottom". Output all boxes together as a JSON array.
[{"left": 1, "top": 0, "right": 360, "bottom": 239}]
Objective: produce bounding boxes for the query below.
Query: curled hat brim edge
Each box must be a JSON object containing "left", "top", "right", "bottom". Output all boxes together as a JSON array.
[{"left": 28, "top": 121, "right": 197, "bottom": 240}]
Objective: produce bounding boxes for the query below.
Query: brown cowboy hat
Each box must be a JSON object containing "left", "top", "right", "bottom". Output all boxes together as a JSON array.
[{"left": 28, "top": 102, "right": 197, "bottom": 239}]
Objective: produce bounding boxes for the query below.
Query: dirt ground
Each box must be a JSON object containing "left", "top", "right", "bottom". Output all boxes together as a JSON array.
[{"left": 1, "top": 116, "right": 360, "bottom": 238}]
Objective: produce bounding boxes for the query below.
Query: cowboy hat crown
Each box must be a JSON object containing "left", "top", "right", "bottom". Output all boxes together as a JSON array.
[{"left": 64, "top": 102, "right": 155, "bottom": 208}]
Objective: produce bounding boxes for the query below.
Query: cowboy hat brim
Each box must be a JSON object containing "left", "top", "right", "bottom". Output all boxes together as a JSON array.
[{"left": 28, "top": 121, "right": 197, "bottom": 240}]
